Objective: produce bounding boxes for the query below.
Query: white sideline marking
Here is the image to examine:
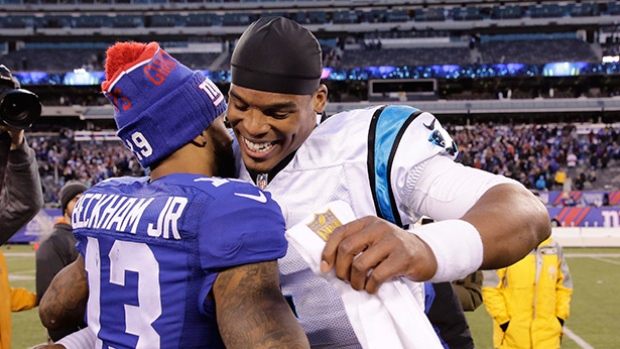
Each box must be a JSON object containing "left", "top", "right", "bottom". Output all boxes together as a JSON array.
[
  {"left": 8, "top": 274, "right": 35, "bottom": 281},
  {"left": 564, "top": 326, "right": 594, "bottom": 349},
  {"left": 7, "top": 269, "right": 36, "bottom": 282},
  {"left": 2, "top": 252, "right": 35, "bottom": 257},
  {"left": 565, "top": 253, "right": 620, "bottom": 258},
  {"left": 592, "top": 257, "right": 620, "bottom": 266}
]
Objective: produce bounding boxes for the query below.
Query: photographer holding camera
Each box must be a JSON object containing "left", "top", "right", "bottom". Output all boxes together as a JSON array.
[{"left": 0, "top": 64, "right": 44, "bottom": 349}]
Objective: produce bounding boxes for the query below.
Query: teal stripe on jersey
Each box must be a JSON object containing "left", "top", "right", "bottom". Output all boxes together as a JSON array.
[{"left": 369, "top": 105, "right": 421, "bottom": 226}]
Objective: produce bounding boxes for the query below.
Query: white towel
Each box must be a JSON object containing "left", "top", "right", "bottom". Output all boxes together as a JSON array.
[{"left": 285, "top": 200, "right": 443, "bottom": 349}]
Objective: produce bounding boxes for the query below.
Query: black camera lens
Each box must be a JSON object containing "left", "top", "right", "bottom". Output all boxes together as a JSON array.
[{"left": 0, "top": 89, "right": 42, "bottom": 129}]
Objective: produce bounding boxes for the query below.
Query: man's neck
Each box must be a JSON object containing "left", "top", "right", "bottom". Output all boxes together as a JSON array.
[
  {"left": 249, "top": 151, "right": 296, "bottom": 187},
  {"left": 150, "top": 147, "right": 213, "bottom": 181}
]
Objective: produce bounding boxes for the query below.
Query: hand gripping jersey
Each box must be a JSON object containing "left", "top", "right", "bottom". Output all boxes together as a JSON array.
[
  {"left": 71, "top": 174, "right": 287, "bottom": 349},
  {"left": 237, "top": 105, "right": 514, "bottom": 348}
]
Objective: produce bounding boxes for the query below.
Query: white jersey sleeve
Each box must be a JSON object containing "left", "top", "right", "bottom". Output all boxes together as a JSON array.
[
  {"left": 407, "top": 156, "right": 519, "bottom": 221},
  {"left": 378, "top": 107, "right": 517, "bottom": 224}
]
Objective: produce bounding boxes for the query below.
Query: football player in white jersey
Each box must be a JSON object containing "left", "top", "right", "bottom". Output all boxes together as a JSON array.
[{"left": 224, "top": 16, "right": 551, "bottom": 348}]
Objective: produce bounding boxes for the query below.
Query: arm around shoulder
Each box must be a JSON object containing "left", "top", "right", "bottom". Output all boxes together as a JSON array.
[
  {"left": 213, "top": 260, "right": 310, "bottom": 349},
  {"left": 461, "top": 182, "right": 551, "bottom": 270},
  {"left": 408, "top": 156, "right": 549, "bottom": 271},
  {"left": 39, "top": 255, "right": 88, "bottom": 331}
]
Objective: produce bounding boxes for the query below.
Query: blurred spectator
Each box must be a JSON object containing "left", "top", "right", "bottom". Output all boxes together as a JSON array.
[
  {"left": 482, "top": 237, "right": 572, "bottom": 349},
  {"left": 587, "top": 168, "right": 597, "bottom": 183},
  {"left": 452, "top": 271, "right": 483, "bottom": 312},
  {"left": 574, "top": 170, "right": 588, "bottom": 191},
  {"left": 566, "top": 151, "right": 577, "bottom": 169},
  {"left": 36, "top": 181, "right": 88, "bottom": 342},
  {"left": 535, "top": 174, "right": 547, "bottom": 191},
  {"left": 28, "top": 132, "right": 144, "bottom": 206},
  {"left": 554, "top": 167, "right": 567, "bottom": 189}
]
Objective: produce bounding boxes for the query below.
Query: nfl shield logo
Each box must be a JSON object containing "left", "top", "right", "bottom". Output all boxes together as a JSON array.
[{"left": 306, "top": 209, "right": 343, "bottom": 241}]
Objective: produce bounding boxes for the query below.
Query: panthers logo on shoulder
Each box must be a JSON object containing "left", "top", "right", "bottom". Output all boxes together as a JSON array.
[{"left": 428, "top": 128, "right": 458, "bottom": 156}]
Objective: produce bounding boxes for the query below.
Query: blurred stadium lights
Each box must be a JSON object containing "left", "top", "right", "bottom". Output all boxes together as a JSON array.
[
  {"left": 13, "top": 61, "right": 620, "bottom": 87},
  {"left": 603, "top": 55, "right": 620, "bottom": 63}
]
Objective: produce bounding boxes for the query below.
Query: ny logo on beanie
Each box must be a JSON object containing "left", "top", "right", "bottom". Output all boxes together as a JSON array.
[{"left": 199, "top": 78, "right": 225, "bottom": 107}]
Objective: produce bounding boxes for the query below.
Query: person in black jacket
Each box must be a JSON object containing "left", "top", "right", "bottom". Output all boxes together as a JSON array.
[
  {"left": 0, "top": 63, "right": 44, "bottom": 349},
  {"left": 0, "top": 64, "right": 44, "bottom": 244},
  {"left": 35, "top": 180, "right": 87, "bottom": 342},
  {"left": 453, "top": 271, "right": 483, "bottom": 312}
]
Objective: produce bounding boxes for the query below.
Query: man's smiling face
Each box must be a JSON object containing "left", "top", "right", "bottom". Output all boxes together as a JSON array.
[{"left": 227, "top": 84, "right": 325, "bottom": 175}]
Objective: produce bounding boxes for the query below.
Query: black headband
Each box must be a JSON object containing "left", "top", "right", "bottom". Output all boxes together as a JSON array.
[{"left": 231, "top": 17, "right": 322, "bottom": 95}]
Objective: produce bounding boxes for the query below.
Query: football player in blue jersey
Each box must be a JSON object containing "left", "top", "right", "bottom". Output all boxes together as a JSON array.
[{"left": 37, "top": 41, "right": 309, "bottom": 349}]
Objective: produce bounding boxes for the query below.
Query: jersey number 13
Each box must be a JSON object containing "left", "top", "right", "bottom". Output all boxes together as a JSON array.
[{"left": 85, "top": 237, "right": 162, "bottom": 349}]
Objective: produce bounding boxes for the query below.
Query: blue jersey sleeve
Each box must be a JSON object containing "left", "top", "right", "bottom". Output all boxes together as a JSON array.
[{"left": 198, "top": 183, "right": 287, "bottom": 271}]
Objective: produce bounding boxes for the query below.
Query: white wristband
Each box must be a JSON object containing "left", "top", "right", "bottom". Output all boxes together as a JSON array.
[
  {"left": 412, "top": 219, "right": 483, "bottom": 283},
  {"left": 55, "top": 327, "right": 96, "bottom": 349}
]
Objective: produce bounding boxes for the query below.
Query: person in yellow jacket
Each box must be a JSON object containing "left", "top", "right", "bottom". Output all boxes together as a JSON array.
[
  {"left": 0, "top": 251, "right": 38, "bottom": 349},
  {"left": 482, "top": 237, "right": 573, "bottom": 349}
]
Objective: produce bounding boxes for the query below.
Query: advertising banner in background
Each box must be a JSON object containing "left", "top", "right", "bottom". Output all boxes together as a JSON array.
[
  {"left": 539, "top": 190, "right": 620, "bottom": 207},
  {"left": 548, "top": 206, "right": 620, "bottom": 227},
  {"left": 6, "top": 197, "right": 620, "bottom": 244},
  {"left": 8, "top": 209, "right": 61, "bottom": 243}
]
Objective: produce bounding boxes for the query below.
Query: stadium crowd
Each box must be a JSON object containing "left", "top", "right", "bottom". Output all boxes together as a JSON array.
[
  {"left": 28, "top": 122, "right": 620, "bottom": 207},
  {"left": 452, "top": 122, "right": 620, "bottom": 194},
  {"left": 29, "top": 130, "right": 144, "bottom": 207}
]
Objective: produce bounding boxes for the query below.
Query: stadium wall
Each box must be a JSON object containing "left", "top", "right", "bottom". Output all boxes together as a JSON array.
[{"left": 552, "top": 227, "right": 620, "bottom": 247}]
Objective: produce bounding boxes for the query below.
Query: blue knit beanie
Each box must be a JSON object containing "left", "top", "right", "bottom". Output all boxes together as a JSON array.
[{"left": 102, "top": 42, "right": 227, "bottom": 169}]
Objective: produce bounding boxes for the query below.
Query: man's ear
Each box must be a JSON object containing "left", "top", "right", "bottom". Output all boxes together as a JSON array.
[
  {"left": 191, "top": 130, "right": 208, "bottom": 147},
  {"left": 313, "top": 84, "right": 328, "bottom": 114}
]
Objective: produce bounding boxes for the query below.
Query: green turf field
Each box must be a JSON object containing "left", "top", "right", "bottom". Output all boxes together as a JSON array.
[{"left": 3, "top": 244, "right": 619, "bottom": 349}]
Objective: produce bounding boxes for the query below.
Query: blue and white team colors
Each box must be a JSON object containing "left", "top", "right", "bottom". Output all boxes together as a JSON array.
[
  {"left": 236, "top": 105, "right": 513, "bottom": 348},
  {"left": 71, "top": 174, "right": 287, "bottom": 349}
]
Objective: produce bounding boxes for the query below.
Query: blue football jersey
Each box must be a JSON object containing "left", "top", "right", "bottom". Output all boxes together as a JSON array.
[{"left": 72, "top": 174, "right": 287, "bottom": 349}]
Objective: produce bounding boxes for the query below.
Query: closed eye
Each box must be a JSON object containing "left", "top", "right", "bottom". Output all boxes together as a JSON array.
[
  {"left": 264, "top": 107, "right": 295, "bottom": 119},
  {"left": 268, "top": 112, "right": 290, "bottom": 119},
  {"left": 233, "top": 103, "right": 249, "bottom": 112}
]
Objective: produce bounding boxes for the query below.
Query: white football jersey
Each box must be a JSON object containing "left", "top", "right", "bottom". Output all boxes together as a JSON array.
[{"left": 237, "top": 104, "right": 513, "bottom": 348}]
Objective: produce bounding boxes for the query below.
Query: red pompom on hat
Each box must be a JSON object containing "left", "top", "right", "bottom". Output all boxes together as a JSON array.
[
  {"left": 102, "top": 42, "right": 157, "bottom": 92},
  {"left": 102, "top": 41, "right": 227, "bottom": 169}
]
